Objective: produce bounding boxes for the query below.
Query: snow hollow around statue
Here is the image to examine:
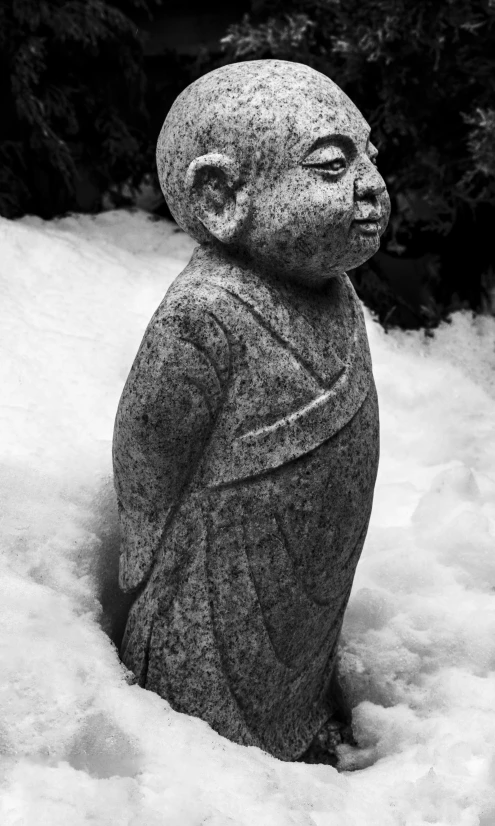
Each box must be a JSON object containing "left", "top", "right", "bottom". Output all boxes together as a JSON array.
[{"left": 1, "top": 209, "right": 495, "bottom": 825}]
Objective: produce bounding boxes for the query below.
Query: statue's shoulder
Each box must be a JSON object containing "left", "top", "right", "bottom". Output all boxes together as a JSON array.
[
  {"left": 155, "top": 248, "right": 240, "bottom": 325},
  {"left": 132, "top": 250, "right": 235, "bottom": 382}
]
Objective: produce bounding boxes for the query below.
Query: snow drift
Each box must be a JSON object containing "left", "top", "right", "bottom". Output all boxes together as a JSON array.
[{"left": 1, "top": 209, "right": 495, "bottom": 825}]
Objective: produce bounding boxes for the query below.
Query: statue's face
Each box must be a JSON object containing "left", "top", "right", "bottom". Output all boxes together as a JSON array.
[{"left": 240, "top": 77, "right": 390, "bottom": 287}]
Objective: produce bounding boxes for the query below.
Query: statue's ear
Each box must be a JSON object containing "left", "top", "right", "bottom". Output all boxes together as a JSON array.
[{"left": 185, "top": 153, "right": 250, "bottom": 244}]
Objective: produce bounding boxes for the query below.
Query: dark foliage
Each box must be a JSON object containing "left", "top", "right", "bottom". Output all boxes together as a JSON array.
[
  {"left": 221, "top": 0, "right": 495, "bottom": 328},
  {"left": 0, "top": 0, "right": 160, "bottom": 219}
]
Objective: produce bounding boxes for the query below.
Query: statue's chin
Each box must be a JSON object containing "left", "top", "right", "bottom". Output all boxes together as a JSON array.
[{"left": 345, "top": 238, "right": 382, "bottom": 271}]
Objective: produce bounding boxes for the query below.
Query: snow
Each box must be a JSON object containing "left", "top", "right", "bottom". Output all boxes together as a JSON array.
[{"left": 1, "top": 208, "right": 495, "bottom": 825}]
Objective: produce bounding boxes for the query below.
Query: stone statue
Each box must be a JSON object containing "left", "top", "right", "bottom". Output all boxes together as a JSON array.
[{"left": 113, "top": 59, "right": 390, "bottom": 762}]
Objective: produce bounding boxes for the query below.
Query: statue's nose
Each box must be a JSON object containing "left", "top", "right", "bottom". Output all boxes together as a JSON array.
[{"left": 354, "top": 160, "right": 386, "bottom": 199}]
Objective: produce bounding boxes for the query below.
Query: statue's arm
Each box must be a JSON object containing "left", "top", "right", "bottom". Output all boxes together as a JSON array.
[{"left": 113, "top": 308, "right": 229, "bottom": 592}]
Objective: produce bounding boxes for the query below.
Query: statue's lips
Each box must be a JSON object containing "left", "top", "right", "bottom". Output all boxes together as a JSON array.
[{"left": 352, "top": 217, "right": 381, "bottom": 235}]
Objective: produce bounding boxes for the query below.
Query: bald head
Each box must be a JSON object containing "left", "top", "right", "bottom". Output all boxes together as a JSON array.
[{"left": 156, "top": 60, "right": 360, "bottom": 242}]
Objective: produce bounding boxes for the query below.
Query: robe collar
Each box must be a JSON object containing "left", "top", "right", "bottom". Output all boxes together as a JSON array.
[{"left": 195, "top": 249, "right": 363, "bottom": 390}]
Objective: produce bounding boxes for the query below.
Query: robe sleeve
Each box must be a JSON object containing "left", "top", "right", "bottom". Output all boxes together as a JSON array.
[{"left": 113, "top": 307, "right": 230, "bottom": 592}]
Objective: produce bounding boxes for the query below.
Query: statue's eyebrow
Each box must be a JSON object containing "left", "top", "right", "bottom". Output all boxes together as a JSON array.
[{"left": 302, "top": 133, "right": 356, "bottom": 161}]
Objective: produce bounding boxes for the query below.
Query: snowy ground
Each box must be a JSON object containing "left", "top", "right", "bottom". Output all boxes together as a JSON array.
[{"left": 1, "top": 209, "right": 495, "bottom": 826}]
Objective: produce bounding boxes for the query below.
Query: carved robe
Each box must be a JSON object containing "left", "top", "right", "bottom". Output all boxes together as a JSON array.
[{"left": 113, "top": 247, "right": 379, "bottom": 760}]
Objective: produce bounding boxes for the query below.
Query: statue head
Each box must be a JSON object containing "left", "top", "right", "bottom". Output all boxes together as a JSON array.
[{"left": 157, "top": 60, "right": 390, "bottom": 288}]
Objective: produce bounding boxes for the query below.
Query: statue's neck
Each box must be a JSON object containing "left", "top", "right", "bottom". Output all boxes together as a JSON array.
[{"left": 194, "top": 242, "right": 343, "bottom": 300}]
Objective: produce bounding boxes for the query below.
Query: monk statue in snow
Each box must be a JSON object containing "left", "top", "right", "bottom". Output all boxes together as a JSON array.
[{"left": 113, "top": 60, "right": 390, "bottom": 761}]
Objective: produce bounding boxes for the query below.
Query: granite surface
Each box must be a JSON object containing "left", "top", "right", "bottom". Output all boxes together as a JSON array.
[{"left": 113, "top": 59, "right": 390, "bottom": 761}]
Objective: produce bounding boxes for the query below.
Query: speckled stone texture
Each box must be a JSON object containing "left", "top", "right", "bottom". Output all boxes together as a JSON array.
[{"left": 113, "top": 60, "right": 390, "bottom": 761}]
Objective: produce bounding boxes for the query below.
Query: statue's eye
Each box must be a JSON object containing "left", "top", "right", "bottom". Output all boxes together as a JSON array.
[
  {"left": 320, "top": 158, "right": 347, "bottom": 173},
  {"left": 302, "top": 145, "right": 347, "bottom": 174}
]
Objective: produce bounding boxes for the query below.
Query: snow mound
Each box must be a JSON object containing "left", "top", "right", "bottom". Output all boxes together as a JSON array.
[{"left": 1, "top": 210, "right": 495, "bottom": 825}]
